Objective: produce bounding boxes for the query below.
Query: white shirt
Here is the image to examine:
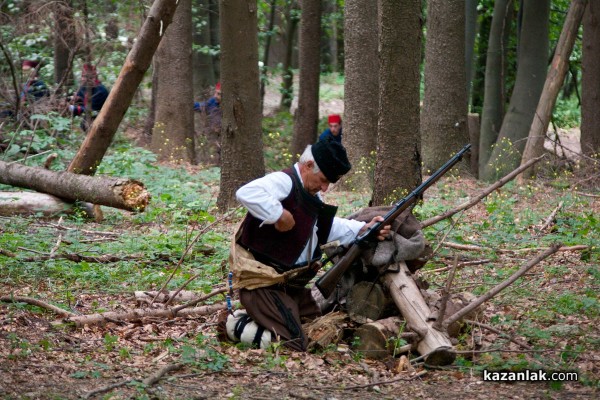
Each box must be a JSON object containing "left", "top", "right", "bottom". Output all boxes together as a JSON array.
[{"left": 236, "top": 163, "right": 365, "bottom": 265}]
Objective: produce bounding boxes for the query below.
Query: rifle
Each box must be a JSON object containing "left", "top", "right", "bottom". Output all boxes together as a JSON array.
[{"left": 315, "top": 144, "right": 471, "bottom": 298}]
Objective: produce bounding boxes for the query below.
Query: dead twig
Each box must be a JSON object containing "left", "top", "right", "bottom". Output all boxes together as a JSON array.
[
  {"left": 172, "top": 287, "right": 227, "bottom": 313},
  {"left": 443, "top": 243, "right": 562, "bottom": 329},
  {"left": 49, "top": 216, "right": 64, "bottom": 259},
  {"left": 421, "top": 154, "right": 546, "bottom": 228},
  {"left": 151, "top": 205, "right": 241, "bottom": 306},
  {"left": 1, "top": 295, "right": 76, "bottom": 317},
  {"left": 82, "top": 379, "right": 132, "bottom": 399},
  {"left": 442, "top": 242, "right": 588, "bottom": 253},
  {"left": 466, "top": 319, "right": 532, "bottom": 350},
  {"left": 538, "top": 201, "right": 563, "bottom": 233},
  {"left": 433, "top": 255, "right": 458, "bottom": 331},
  {"left": 422, "top": 259, "right": 491, "bottom": 274},
  {"left": 164, "top": 272, "right": 202, "bottom": 307},
  {"left": 142, "top": 363, "right": 184, "bottom": 386},
  {"left": 83, "top": 363, "right": 185, "bottom": 399}
]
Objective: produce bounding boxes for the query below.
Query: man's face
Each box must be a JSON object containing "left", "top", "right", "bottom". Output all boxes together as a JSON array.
[
  {"left": 300, "top": 161, "right": 331, "bottom": 195},
  {"left": 215, "top": 88, "right": 222, "bottom": 103},
  {"left": 329, "top": 122, "right": 341, "bottom": 136}
]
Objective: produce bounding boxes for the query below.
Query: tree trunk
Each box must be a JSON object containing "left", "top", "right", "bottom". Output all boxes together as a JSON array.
[
  {"left": 260, "top": 0, "right": 277, "bottom": 114},
  {"left": 151, "top": 0, "right": 196, "bottom": 164},
  {"left": 468, "top": 113, "right": 480, "bottom": 178},
  {"left": 342, "top": 0, "right": 378, "bottom": 192},
  {"left": 290, "top": 0, "right": 322, "bottom": 159},
  {"left": 208, "top": 0, "right": 221, "bottom": 78},
  {"left": 52, "top": 0, "right": 76, "bottom": 90},
  {"left": 0, "top": 161, "right": 150, "bottom": 211},
  {"left": 193, "top": 0, "right": 217, "bottom": 96},
  {"left": 279, "top": 1, "right": 299, "bottom": 111},
  {"left": 330, "top": 2, "right": 339, "bottom": 73},
  {"left": 383, "top": 262, "right": 455, "bottom": 366},
  {"left": 520, "top": 0, "right": 587, "bottom": 179},
  {"left": 480, "top": 0, "right": 549, "bottom": 182},
  {"left": 216, "top": 0, "right": 264, "bottom": 211},
  {"left": 465, "top": 0, "right": 479, "bottom": 102},
  {"left": 581, "top": 1, "right": 600, "bottom": 155},
  {"left": 68, "top": 0, "right": 181, "bottom": 175},
  {"left": 371, "top": 0, "right": 421, "bottom": 205},
  {"left": 421, "top": 0, "right": 470, "bottom": 173},
  {"left": 479, "top": 0, "right": 513, "bottom": 173}
]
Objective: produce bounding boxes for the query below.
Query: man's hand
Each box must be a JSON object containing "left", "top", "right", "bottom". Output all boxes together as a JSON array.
[
  {"left": 274, "top": 209, "right": 295, "bottom": 232},
  {"left": 360, "top": 216, "right": 392, "bottom": 241}
]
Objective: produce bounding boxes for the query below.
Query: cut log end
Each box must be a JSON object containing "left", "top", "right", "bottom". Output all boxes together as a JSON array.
[
  {"left": 346, "top": 282, "right": 386, "bottom": 324},
  {"left": 424, "top": 346, "right": 456, "bottom": 366},
  {"left": 121, "top": 181, "right": 150, "bottom": 211}
]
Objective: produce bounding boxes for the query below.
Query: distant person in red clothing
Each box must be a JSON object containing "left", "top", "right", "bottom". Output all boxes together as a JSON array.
[{"left": 318, "top": 114, "right": 343, "bottom": 143}]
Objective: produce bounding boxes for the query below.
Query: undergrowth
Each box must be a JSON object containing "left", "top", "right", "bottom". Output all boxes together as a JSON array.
[{"left": 1, "top": 102, "right": 598, "bottom": 392}]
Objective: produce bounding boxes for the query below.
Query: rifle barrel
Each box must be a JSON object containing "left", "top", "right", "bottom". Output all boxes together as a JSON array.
[{"left": 315, "top": 144, "right": 471, "bottom": 298}]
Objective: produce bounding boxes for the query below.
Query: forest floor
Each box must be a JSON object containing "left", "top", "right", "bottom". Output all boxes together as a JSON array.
[
  {"left": 1, "top": 78, "right": 599, "bottom": 399},
  {"left": 1, "top": 175, "right": 598, "bottom": 399}
]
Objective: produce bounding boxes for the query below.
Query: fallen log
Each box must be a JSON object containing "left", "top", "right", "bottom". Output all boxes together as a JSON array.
[
  {"left": 0, "top": 191, "right": 94, "bottom": 216},
  {"left": 383, "top": 261, "right": 455, "bottom": 366},
  {"left": 0, "top": 160, "right": 150, "bottom": 211},
  {"left": 54, "top": 302, "right": 227, "bottom": 328}
]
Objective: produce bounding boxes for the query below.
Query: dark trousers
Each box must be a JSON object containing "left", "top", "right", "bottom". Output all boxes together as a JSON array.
[{"left": 239, "top": 285, "right": 321, "bottom": 351}]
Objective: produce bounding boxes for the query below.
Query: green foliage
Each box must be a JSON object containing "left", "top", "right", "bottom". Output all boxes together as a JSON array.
[{"left": 262, "top": 111, "right": 294, "bottom": 171}]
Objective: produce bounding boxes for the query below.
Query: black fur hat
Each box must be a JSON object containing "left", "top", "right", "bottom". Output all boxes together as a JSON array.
[{"left": 312, "top": 139, "right": 351, "bottom": 183}]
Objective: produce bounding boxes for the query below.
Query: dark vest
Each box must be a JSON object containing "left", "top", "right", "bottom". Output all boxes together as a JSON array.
[{"left": 237, "top": 167, "right": 337, "bottom": 272}]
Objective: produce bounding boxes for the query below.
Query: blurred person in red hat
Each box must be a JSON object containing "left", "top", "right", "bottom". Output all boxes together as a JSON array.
[
  {"left": 318, "top": 114, "right": 343, "bottom": 143},
  {"left": 21, "top": 59, "right": 49, "bottom": 104},
  {"left": 68, "top": 63, "right": 110, "bottom": 132}
]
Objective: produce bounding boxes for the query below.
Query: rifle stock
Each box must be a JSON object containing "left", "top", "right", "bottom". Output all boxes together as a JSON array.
[{"left": 315, "top": 144, "right": 471, "bottom": 298}]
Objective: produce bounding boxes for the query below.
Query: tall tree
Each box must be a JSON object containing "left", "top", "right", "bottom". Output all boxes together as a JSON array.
[
  {"left": 290, "top": 0, "right": 322, "bottom": 159},
  {"left": 342, "top": 0, "right": 379, "bottom": 191},
  {"left": 421, "top": 0, "right": 470, "bottom": 172},
  {"left": 465, "top": 0, "right": 479, "bottom": 102},
  {"left": 479, "top": 0, "right": 513, "bottom": 174},
  {"left": 68, "top": 0, "right": 181, "bottom": 175},
  {"left": 216, "top": 0, "right": 264, "bottom": 210},
  {"left": 520, "top": 0, "right": 587, "bottom": 178},
  {"left": 371, "top": 0, "right": 421, "bottom": 205},
  {"left": 279, "top": 1, "right": 300, "bottom": 111},
  {"left": 480, "top": 0, "right": 549, "bottom": 181},
  {"left": 209, "top": 0, "right": 221, "bottom": 78},
  {"left": 260, "top": 0, "right": 278, "bottom": 113},
  {"left": 52, "top": 0, "right": 76, "bottom": 90},
  {"left": 151, "top": 0, "right": 196, "bottom": 163},
  {"left": 193, "top": 0, "right": 217, "bottom": 96},
  {"left": 581, "top": 0, "right": 600, "bottom": 155}
]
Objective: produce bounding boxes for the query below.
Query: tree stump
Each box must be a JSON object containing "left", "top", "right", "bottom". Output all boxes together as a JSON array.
[
  {"left": 305, "top": 311, "right": 349, "bottom": 350},
  {"left": 353, "top": 316, "right": 416, "bottom": 359},
  {"left": 346, "top": 281, "right": 387, "bottom": 323}
]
